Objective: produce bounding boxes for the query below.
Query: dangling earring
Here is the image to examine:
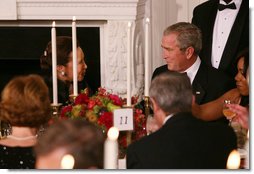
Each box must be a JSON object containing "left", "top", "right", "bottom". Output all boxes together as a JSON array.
[{"left": 61, "top": 71, "right": 66, "bottom": 76}]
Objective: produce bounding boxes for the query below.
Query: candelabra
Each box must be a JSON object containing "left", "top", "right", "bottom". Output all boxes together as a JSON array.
[
  {"left": 51, "top": 103, "right": 62, "bottom": 118},
  {"left": 121, "top": 105, "right": 133, "bottom": 146},
  {"left": 69, "top": 94, "right": 78, "bottom": 103},
  {"left": 144, "top": 96, "right": 150, "bottom": 118}
]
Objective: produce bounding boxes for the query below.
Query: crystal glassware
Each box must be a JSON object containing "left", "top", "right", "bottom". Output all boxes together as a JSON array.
[{"left": 223, "top": 100, "right": 237, "bottom": 125}]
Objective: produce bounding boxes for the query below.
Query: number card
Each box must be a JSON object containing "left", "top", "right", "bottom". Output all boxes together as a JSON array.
[{"left": 113, "top": 108, "right": 133, "bottom": 131}]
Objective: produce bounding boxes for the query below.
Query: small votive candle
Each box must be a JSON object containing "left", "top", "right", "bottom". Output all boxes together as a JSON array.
[
  {"left": 226, "top": 149, "right": 241, "bottom": 169},
  {"left": 61, "top": 154, "right": 75, "bottom": 169}
]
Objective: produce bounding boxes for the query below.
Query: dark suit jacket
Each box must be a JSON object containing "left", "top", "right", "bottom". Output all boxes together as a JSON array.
[
  {"left": 192, "top": 0, "right": 249, "bottom": 78},
  {"left": 127, "top": 112, "right": 237, "bottom": 169},
  {"left": 152, "top": 62, "right": 235, "bottom": 105}
]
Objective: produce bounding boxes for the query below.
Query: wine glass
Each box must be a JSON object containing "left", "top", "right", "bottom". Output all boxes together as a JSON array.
[{"left": 223, "top": 100, "right": 237, "bottom": 125}]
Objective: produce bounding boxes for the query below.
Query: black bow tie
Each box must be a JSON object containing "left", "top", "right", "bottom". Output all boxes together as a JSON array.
[{"left": 218, "top": 3, "right": 236, "bottom": 11}]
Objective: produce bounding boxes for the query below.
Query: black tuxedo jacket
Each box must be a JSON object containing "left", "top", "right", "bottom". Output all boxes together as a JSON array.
[
  {"left": 152, "top": 62, "right": 235, "bottom": 105},
  {"left": 192, "top": 0, "right": 249, "bottom": 78},
  {"left": 127, "top": 112, "right": 237, "bottom": 169}
]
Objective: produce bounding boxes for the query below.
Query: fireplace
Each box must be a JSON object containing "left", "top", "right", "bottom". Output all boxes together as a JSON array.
[
  {"left": 0, "top": 0, "right": 149, "bottom": 98},
  {"left": 0, "top": 25, "right": 100, "bottom": 93}
]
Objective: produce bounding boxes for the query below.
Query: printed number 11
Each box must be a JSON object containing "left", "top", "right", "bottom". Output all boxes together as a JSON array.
[{"left": 120, "top": 116, "right": 128, "bottom": 125}]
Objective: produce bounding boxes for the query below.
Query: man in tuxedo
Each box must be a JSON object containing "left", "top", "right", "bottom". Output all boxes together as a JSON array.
[
  {"left": 192, "top": 0, "right": 248, "bottom": 78},
  {"left": 127, "top": 72, "right": 237, "bottom": 169},
  {"left": 152, "top": 22, "right": 235, "bottom": 108}
]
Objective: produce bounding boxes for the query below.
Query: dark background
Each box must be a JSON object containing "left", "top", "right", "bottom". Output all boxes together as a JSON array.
[{"left": 0, "top": 26, "right": 100, "bottom": 93}]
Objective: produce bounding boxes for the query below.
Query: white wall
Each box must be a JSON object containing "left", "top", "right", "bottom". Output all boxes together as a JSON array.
[{"left": 149, "top": 0, "right": 207, "bottom": 73}]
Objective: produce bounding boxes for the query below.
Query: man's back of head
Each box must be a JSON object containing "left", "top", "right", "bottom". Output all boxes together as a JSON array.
[{"left": 149, "top": 71, "right": 193, "bottom": 126}]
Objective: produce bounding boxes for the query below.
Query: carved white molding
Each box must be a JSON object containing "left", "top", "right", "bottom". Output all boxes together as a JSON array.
[
  {"left": 106, "top": 21, "right": 130, "bottom": 95},
  {"left": 16, "top": 0, "right": 139, "bottom": 20}
]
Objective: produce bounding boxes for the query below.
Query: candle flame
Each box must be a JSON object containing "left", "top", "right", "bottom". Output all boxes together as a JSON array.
[
  {"left": 247, "top": 129, "right": 249, "bottom": 139},
  {"left": 107, "top": 127, "right": 119, "bottom": 140},
  {"left": 73, "top": 16, "right": 76, "bottom": 21},
  {"left": 52, "top": 21, "right": 56, "bottom": 27},
  {"left": 61, "top": 154, "right": 75, "bottom": 169},
  {"left": 226, "top": 149, "right": 241, "bottom": 169},
  {"left": 146, "top": 18, "right": 150, "bottom": 23}
]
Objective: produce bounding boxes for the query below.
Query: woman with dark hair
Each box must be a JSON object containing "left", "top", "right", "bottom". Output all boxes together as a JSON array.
[
  {"left": 0, "top": 74, "right": 51, "bottom": 169},
  {"left": 226, "top": 48, "right": 249, "bottom": 130},
  {"left": 40, "top": 36, "right": 89, "bottom": 105},
  {"left": 233, "top": 48, "right": 249, "bottom": 106},
  {"left": 192, "top": 48, "right": 249, "bottom": 121}
]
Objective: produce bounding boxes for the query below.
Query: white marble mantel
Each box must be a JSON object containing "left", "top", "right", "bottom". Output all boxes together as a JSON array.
[{"left": 0, "top": 0, "right": 205, "bottom": 98}]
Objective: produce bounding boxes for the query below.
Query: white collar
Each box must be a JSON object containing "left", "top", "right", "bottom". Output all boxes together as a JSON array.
[
  {"left": 183, "top": 56, "right": 201, "bottom": 84},
  {"left": 163, "top": 113, "right": 174, "bottom": 125}
]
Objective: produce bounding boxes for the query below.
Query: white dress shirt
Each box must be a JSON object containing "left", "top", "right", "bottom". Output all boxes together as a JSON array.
[
  {"left": 183, "top": 56, "right": 201, "bottom": 84},
  {"left": 211, "top": 0, "right": 242, "bottom": 69},
  {"left": 163, "top": 113, "right": 174, "bottom": 125}
]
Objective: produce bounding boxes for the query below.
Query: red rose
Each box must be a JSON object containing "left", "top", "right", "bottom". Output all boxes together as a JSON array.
[
  {"left": 98, "top": 111, "right": 113, "bottom": 130},
  {"left": 95, "top": 97, "right": 103, "bottom": 106},
  {"left": 109, "top": 94, "right": 123, "bottom": 106},
  {"left": 135, "top": 108, "right": 143, "bottom": 114},
  {"left": 131, "top": 96, "right": 138, "bottom": 105},
  {"left": 60, "top": 105, "right": 73, "bottom": 118},
  {"left": 74, "top": 93, "right": 89, "bottom": 105},
  {"left": 87, "top": 100, "right": 96, "bottom": 109}
]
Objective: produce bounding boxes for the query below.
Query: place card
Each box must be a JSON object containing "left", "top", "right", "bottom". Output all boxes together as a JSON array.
[{"left": 113, "top": 108, "right": 133, "bottom": 131}]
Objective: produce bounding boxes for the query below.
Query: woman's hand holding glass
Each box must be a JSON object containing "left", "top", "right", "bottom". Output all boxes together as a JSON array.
[
  {"left": 226, "top": 104, "right": 249, "bottom": 130},
  {"left": 223, "top": 100, "right": 237, "bottom": 125}
]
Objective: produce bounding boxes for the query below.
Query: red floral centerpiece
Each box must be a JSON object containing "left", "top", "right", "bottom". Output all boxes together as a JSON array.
[{"left": 59, "top": 87, "right": 147, "bottom": 157}]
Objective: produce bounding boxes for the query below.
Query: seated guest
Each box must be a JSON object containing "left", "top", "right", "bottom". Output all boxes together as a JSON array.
[
  {"left": 127, "top": 72, "right": 237, "bottom": 169},
  {"left": 192, "top": 48, "right": 249, "bottom": 121},
  {"left": 152, "top": 22, "right": 235, "bottom": 123},
  {"left": 231, "top": 48, "right": 249, "bottom": 106},
  {"left": 207, "top": 50, "right": 249, "bottom": 149},
  {"left": 230, "top": 49, "right": 249, "bottom": 129},
  {"left": 40, "top": 36, "right": 90, "bottom": 105},
  {"left": 0, "top": 74, "right": 51, "bottom": 169},
  {"left": 34, "top": 119, "right": 105, "bottom": 169}
]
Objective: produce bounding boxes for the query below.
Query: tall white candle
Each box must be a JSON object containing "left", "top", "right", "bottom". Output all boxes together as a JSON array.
[
  {"left": 72, "top": 16, "right": 78, "bottom": 96},
  {"left": 144, "top": 18, "right": 150, "bottom": 96},
  {"left": 51, "top": 21, "right": 58, "bottom": 105},
  {"left": 104, "top": 127, "right": 119, "bottom": 169},
  {"left": 127, "top": 22, "right": 132, "bottom": 106}
]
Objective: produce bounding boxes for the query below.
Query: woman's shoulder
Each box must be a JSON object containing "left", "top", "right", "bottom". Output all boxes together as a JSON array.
[
  {"left": 0, "top": 144, "right": 34, "bottom": 152},
  {"left": 0, "top": 145, "right": 35, "bottom": 169}
]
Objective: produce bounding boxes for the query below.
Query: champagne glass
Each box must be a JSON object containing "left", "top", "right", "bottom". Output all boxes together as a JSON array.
[{"left": 223, "top": 100, "right": 237, "bottom": 125}]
